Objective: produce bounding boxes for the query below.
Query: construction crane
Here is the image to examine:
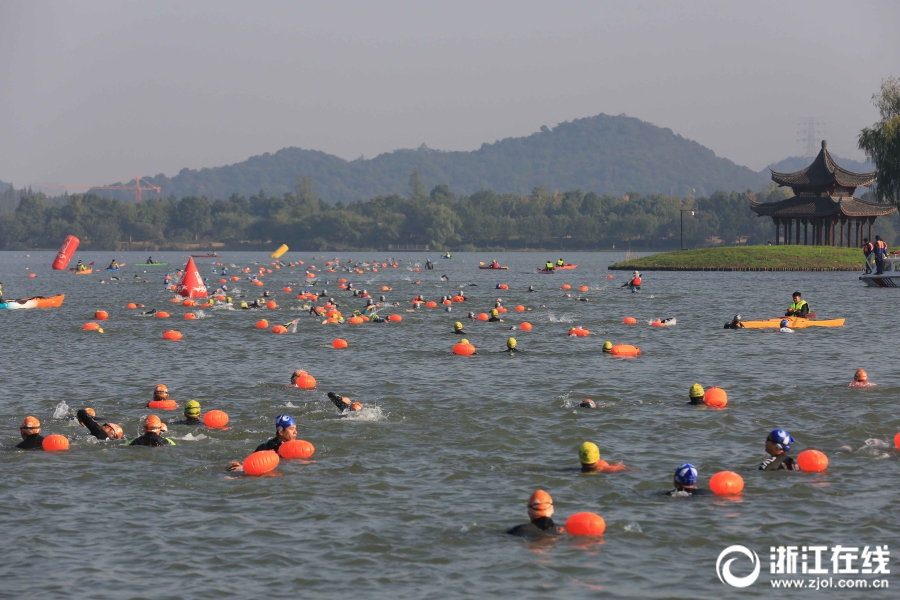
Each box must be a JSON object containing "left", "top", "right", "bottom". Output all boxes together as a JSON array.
[{"left": 41, "top": 176, "right": 162, "bottom": 202}]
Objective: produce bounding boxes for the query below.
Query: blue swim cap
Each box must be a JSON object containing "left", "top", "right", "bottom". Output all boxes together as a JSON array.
[
  {"left": 674, "top": 463, "right": 698, "bottom": 486},
  {"left": 781, "top": 319, "right": 789, "bottom": 327},
  {"left": 767, "top": 429, "right": 795, "bottom": 451},
  {"left": 275, "top": 415, "right": 296, "bottom": 431}
]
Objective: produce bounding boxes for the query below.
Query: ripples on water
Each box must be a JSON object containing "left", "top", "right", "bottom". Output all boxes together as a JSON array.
[{"left": 0, "top": 251, "right": 897, "bottom": 599}]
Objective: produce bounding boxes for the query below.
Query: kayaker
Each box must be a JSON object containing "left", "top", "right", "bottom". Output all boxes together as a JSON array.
[
  {"left": 488, "top": 308, "right": 503, "bottom": 322},
  {"left": 328, "top": 392, "right": 362, "bottom": 414},
  {"left": 625, "top": 271, "right": 642, "bottom": 290},
  {"left": 785, "top": 292, "right": 809, "bottom": 318},
  {"left": 16, "top": 416, "right": 44, "bottom": 450},
  {"left": 75, "top": 260, "right": 87, "bottom": 272},
  {"left": 453, "top": 322, "right": 466, "bottom": 335},
  {"left": 127, "top": 415, "right": 176, "bottom": 447},
  {"left": 108, "top": 259, "right": 119, "bottom": 270},
  {"left": 506, "top": 490, "right": 565, "bottom": 538},
  {"left": 849, "top": 369, "right": 874, "bottom": 388},
  {"left": 181, "top": 400, "right": 202, "bottom": 425},
  {"left": 862, "top": 238, "right": 874, "bottom": 274},
  {"left": 146, "top": 256, "right": 155, "bottom": 264},
  {"left": 578, "top": 442, "right": 627, "bottom": 473},
  {"left": 545, "top": 260, "right": 554, "bottom": 272},
  {"left": 759, "top": 429, "right": 801, "bottom": 471},
  {"left": 875, "top": 235, "right": 889, "bottom": 274},
  {"left": 556, "top": 258, "right": 565, "bottom": 267},
  {"left": 76, "top": 408, "right": 124, "bottom": 440},
  {"left": 505, "top": 337, "right": 517, "bottom": 353},
  {"left": 723, "top": 314, "right": 745, "bottom": 329},
  {"left": 688, "top": 383, "right": 705, "bottom": 405},
  {"left": 491, "top": 260, "right": 500, "bottom": 269},
  {"left": 778, "top": 319, "right": 794, "bottom": 333},
  {"left": 668, "top": 463, "right": 710, "bottom": 496}
]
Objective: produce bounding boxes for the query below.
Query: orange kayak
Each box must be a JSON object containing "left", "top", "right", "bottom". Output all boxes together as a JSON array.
[{"left": 0, "top": 294, "right": 65, "bottom": 309}]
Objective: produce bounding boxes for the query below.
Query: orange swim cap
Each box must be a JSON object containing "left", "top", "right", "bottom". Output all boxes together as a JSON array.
[
  {"left": 854, "top": 369, "right": 868, "bottom": 382},
  {"left": 144, "top": 415, "right": 162, "bottom": 432},
  {"left": 104, "top": 423, "right": 124, "bottom": 439},
  {"left": 155, "top": 384, "right": 168, "bottom": 393},
  {"left": 527, "top": 489, "right": 554, "bottom": 520},
  {"left": 21, "top": 416, "right": 41, "bottom": 430},
  {"left": 85, "top": 408, "right": 96, "bottom": 417},
  {"left": 350, "top": 401, "right": 363, "bottom": 411}
]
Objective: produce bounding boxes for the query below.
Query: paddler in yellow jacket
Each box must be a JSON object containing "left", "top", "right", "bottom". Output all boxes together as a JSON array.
[{"left": 784, "top": 291, "right": 809, "bottom": 318}]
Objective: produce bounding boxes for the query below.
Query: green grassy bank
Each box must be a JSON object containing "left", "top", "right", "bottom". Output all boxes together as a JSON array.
[{"left": 609, "top": 245, "right": 866, "bottom": 271}]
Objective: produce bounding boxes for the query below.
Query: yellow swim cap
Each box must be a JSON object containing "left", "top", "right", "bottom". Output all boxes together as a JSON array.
[
  {"left": 454, "top": 322, "right": 462, "bottom": 330},
  {"left": 603, "top": 341, "right": 613, "bottom": 352},
  {"left": 579, "top": 441, "right": 600, "bottom": 465},
  {"left": 460, "top": 338, "right": 470, "bottom": 344},
  {"left": 491, "top": 309, "right": 499, "bottom": 316},
  {"left": 507, "top": 337, "right": 517, "bottom": 349},
  {"left": 689, "top": 383, "right": 705, "bottom": 398}
]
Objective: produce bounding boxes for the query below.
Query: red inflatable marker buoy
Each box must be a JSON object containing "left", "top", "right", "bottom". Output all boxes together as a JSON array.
[
  {"left": 565, "top": 512, "right": 606, "bottom": 536},
  {"left": 709, "top": 471, "right": 744, "bottom": 495},
  {"left": 704, "top": 387, "right": 728, "bottom": 408},
  {"left": 42, "top": 434, "right": 70, "bottom": 451},
  {"left": 243, "top": 450, "right": 279, "bottom": 476},
  {"left": 203, "top": 410, "right": 229, "bottom": 428},
  {"left": 162, "top": 330, "right": 182, "bottom": 341},
  {"left": 51, "top": 235, "right": 79, "bottom": 270},
  {"left": 278, "top": 439, "right": 315, "bottom": 459},
  {"left": 797, "top": 449, "right": 828, "bottom": 472},
  {"left": 148, "top": 399, "right": 177, "bottom": 410}
]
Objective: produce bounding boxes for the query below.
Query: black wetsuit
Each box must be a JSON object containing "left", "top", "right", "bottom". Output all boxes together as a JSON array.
[
  {"left": 489, "top": 317, "right": 502, "bottom": 322},
  {"left": 723, "top": 321, "right": 745, "bottom": 329},
  {"left": 328, "top": 392, "right": 350, "bottom": 413},
  {"left": 666, "top": 487, "right": 712, "bottom": 497},
  {"left": 506, "top": 517, "right": 564, "bottom": 538},
  {"left": 760, "top": 454, "right": 801, "bottom": 471},
  {"left": 176, "top": 418, "right": 202, "bottom": 426},
  {"left": 255, "top": 437, "right": 283, "bottom": 453},
  {"left": 453, "top": 330, "right": 466, "bottom": 335},
  {"left": 16, "top": 434, "right": 45, "bottom": 450},
  {"left": 128, "top": 432, "right": 175, "bottom": 447},
  {"left": 77, "top": 409, "right": 110, "bottom": 440},
  {"left": 688, "top": 397, "right": 704, "bottom": 405}
]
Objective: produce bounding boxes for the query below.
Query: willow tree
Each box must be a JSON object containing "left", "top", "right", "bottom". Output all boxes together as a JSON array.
[{"left": 858, "top": 76, "right": 900, "bottom": 204}]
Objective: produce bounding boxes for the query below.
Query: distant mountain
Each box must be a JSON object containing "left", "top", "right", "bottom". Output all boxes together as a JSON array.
[
  {"left": 91, "top": 114, "right": 769, "bottom": 203},
  {"left": 762, "top": 154, "right": 874, "bottom": 177},
  {"left": 0, "top": 179, "right": 9, "bottom": 192}
]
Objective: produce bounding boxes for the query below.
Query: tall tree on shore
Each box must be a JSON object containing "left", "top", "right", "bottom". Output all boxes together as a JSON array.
[{"left": 859, "top": 76, "right": 900, "bottom": 205}]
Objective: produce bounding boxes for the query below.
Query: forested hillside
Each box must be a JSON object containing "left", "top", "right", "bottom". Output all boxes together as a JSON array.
[{"left": 87, "top": 114, "right": 769, "bottom": 203}]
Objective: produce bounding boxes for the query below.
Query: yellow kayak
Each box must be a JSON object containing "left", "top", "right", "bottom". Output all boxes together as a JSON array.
[{"left": 740, "top": 317, "right": 845, "bottom": 329}]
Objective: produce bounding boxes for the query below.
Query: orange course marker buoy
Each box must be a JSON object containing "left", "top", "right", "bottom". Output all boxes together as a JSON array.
[
  {"left": 610, "top": 344, "right": 641, "bottom": 357},
  {"left": 704, "top": 387, "right": 727, "bottom": 407},
  {"left": 256, "top": 319, "right": 269, "bottom": 329},
  {"left": 709, "top": 471, "right": 744, "bottom": 495},
  {"left": 519, "top": 322, "right": 533, "bottom": 331},
  {"left": 95, "top": 310, "right": 109, "bottom": 320},
  {"left": 278, "top": 439, "right": 315, "bottom": 459},
  {"left": 203, "top": 410, "right": 229, "bottom": 428},
  {"left": 271, "top": 325, "right": 288, "bottom": 334},
  {"left": 565, "top": 512, "right": 606, "bottom": 536},
  {"left": 42, "top": 434, "right": 70, "bottom": 451},
  {"left": 162, "top": 330, "right": 182, "bottom": 341},
  {"left": 294, "top": 371, "right": 316, "bottom": 389},
  {"left": 332, "top": 338, "right": 348, "bottom": 349},
  {"left": 83, "top": 322, "right": 101, "bottom": 331},
  {"left": 243, "top": 450, "right": 280, "bottom": 476},
  {"left": 623, "top": 317, "right": 637, "bottom": 325},
  {"left": 797, "top": 449, "right": 828, "bottom": 472}
]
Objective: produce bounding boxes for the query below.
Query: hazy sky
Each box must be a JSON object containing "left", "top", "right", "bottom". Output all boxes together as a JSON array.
[{"left": 1, "top": 0, "right": 897, "bottom": 189}]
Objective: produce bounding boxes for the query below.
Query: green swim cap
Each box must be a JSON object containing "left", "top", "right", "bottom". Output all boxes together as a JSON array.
[
  {"left": 454, "top": 321, "right": 463, "bottom": 330},
  {"left": 579, "top": 441, "right": 600, "bottom": 464},
  {"left": 184, "top": 400, "right": 201, "bottom": 418},
  {"left": 603, "top": 341, "right": 613, "bottom": 352},
  {"left": 689, "top": 383, "right": 705, "bottom": 398},
  {"left": 507, "top": 337, "right": 517, "bottom": 349}
]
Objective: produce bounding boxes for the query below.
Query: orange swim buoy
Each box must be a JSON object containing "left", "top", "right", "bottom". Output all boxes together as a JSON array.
[
  {"left": 561, "top": 284, "right": 571, "bottom": 290},
  {"left": 254, "top": 280, "right": 264, "bottom": 287},
  {"left": 426, "top": 301, "right": 438, "bottom": 308},
  {"left": 256, "top": 319, "right": 269, "bottom": 329},
  {"left": 515, "top": 305, "right": 525, "bottom": 312},
  {"left": 242, "top": 450, "right": 280, "bottom": 476},
  {"left": 623, "top": 317, "right": 637, "bottom": 325},
  {"left": 278, "top": 439, "right": 315, "bottom": 459},
  {"left": 498, "top": 284, "right": 508, "bottom": 290},
  {"left": 83, "top": 322, "right": 101, "bottom": 331},
  {"left": 184, "top": 312, "right": 197, "bottom": 320},
  {"left": 170, "top": 297, "right": 180, "bottom": 303},
  {"left": 349, "top": 316, "right": 365, "bottom": 324},
  {"left": 579, "top": 285, "right": 589, "bottom": 292},
  {"left": 477, "top": 313, "right": 489, "bottom": 321},
  {"left": 389, "top": 314, "right": 402, "bottom": 322},
  {"left": 497, "top": 307, "right": 507, "bottom": 313},
  {"left": 610, "top": 344, "right": 641, "bottom": 356},
  {"left": 894, "top": 431, "right": 900, "bottom": 450},
  {"left": 126, "top": 303, "right": 137, "bottom": 309},
  {"left": 203, "top": 409, "right": 229, "bottom": 428},
  {"left": 42, "top": 434, "right": 70, "bottom": 451},
  {"left": 162, "top": 330, "right": 182, "bottom": 341},
  {"left": 271, "top": 325, "right": 288, "bottom": 334},
  {"left": 148, "top": 399, "right": 177, "bottom": 410},
  {"left": 182, "top": 299, "right": 197, "bottom": 307},
  {"left": 651, "top": 319, "right": 665, "bottom": 327},
  {"left": 565, "top": 512, "right": 606, "bottom": 536},
  {"left": 606, "top": 275, "right": 613, "bottom": 279},
  {"left": 797, "top": 449, "right": 828, "bottom": 472},
  {"left": 294, "top": 371, "right": 316, "bottom": 389},
  {"left": 519, "top": 322, "right": 533, "bottom": 331},
  {"left": 28, "top": 273, "right": 36, "bottom": 278},
  {"left": 453, "top": 342, "right": 476, "bottom": 356},
  {"left": 156, "top": 311, "right": 171, "bottom": 318},
  {"left": 95, "top": 310, "right": 109, "bottom": 320},
  {"left": 283, "top": 287, "right": 292, "bottom": 293},
  {"left": 231, "top": 276, "right": 240, "bottom": 281},
  {"left": 704, "top": 387, "right": 727, "bottom": 407},
  {"left": 709, "top": 471, "right": 744, "bottom": 495},
  {"left": 220, "top": 279, "right": 227, "bottom": 284},
  {"left": 267, "top": 301, "right": 277, "bottom": 309},
  {"left": 332, "top": 338, "right": 348, "bottom": 349}
]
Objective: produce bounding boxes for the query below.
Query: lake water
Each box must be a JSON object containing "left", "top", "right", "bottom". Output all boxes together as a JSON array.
[{"left": 0, "top": 250, "right": 896, "bottom": 599}]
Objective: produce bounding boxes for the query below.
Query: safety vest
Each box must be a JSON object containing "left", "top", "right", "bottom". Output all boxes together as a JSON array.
[
  {"left": 789, "top": 300, "right": 807, "bottom": 312},
  {"left": 557, "top": 260, "right": 564, "bottom": 266},
  {"left": 876, "top": 240, "right": 888, "bottom": 254},
  {"left": 863, "top": 242, "right": 874, "bottom": 253},
  {"left": 632, "top": 277, "right": 642, "bottom": 286},
  {"left": 546, "top": 262, "right": 553, "bottom": 269}
]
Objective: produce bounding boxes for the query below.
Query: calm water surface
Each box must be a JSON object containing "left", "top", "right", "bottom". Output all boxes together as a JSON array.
[{"left": 0, "top": 250, "right": 897, "bottom": 599}]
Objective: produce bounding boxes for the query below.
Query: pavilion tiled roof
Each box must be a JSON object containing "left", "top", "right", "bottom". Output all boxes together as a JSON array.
[
  {"left": 749, "top": 195, "right": 896, "bottom": 218},
  {"left": 769, "top": 141, "right": 876, "bottom": 189}
]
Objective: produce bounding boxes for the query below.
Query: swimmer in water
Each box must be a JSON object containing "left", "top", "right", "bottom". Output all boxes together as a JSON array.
[
  {"left": 127, "top": 415, "right": 176, "bottom": 447},
  {"left": 578, "top": 442, "right": 627, "bottom": 472},
  {"left": 528, "top": 285, "right": 535, "bottom": 292},
  {"left": 505, "top": 337, "right": 517, "bottom": 353},
  {"left": 140, "top": 308, "right": 157, "bottom": 315},
  {"left": 849, "top": 369, "right": 874, "bottom": 388},
  {"left": 602, "top": 341, "right": 613, "bottom": 353},
  {"left": 723, "top": 314, "right": 745, "bottom": 329},
  {"left": 667, "top": 463, "right": 709, "bottom": 496},
  {"left": 579, "top": 399, "right": 596, "bottom": 408},
  {"left": 16, "top": 416, "right": 44, "bottom": 450},
  {"left": 506, "top": 490, "right": 565, "bottom": 538},
  {"left": 453, "top": 322, "right": 466, "bottom": 335},
  {"left": 688, "top": 383, "right": 705, "bottom": 405},
  {"left": 327, "top": 392, "right": 362, "bottom": 414},
  {"left": 488, "top": 308, "right": 503, "bottom": 322},
  {"left": 181, "top": 400, "right": 202, "bottom": 425},
  {"left": 467, "top": 311, "right": 476, "bottom": 320},
  {"left": 777, "top": 319, "right": 794, "bottom": 333},
  {"left": 258, "top": 415, "right": 296, "bottom": 452},
  {"left": 76, "top": 409, "right": 124, "bottom": 440},
  {"left": 759, "top": 429, "right": 801, "bottom": 471}
]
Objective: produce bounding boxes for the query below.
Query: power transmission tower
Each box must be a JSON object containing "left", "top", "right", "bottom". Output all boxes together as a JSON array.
[{"left": 796, "top": 117, "right": 825, "bottom": 157}]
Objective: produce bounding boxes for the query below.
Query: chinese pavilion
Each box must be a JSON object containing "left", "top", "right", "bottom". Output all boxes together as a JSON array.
[{"left": 749, "top": 141, "right": 895, "bottom": 246}]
